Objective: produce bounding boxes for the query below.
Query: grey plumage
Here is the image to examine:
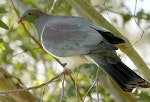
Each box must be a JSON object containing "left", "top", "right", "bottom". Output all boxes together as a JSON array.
[
  {"left": 89, "top": 52, "right": 150, "bottom": 92},
  {"left": 19, "top": 9, "right": 150, "bottom": 92}
]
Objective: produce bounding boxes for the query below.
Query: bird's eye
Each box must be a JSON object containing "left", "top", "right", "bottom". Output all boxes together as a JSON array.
[{"left": 28, "top": 13, "right": 31, "bottom": 15}]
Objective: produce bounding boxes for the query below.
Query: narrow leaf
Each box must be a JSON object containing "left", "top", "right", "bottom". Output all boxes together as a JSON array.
[
  {"left": 0, "top": 7, "right": 7, "bottom": 13},
  {"left": 0, "top": 20, "right": 9, "bottom": 30}
]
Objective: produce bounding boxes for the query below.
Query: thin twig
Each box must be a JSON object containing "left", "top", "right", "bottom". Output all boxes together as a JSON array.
[
  {"left": 106, "top": 9, "right": 147, "bottom": 20},
  {"left": 40, "top": 82, "right": 49, "bottom": 102},
  {"left": 69, "top": 75, "right": 82, "bottom": 100},
  {"left": 103, "top": 1, "right": 145, "bottom": 46},
  {"left": 7, "top": 47, "right": 40, "bottom": 61},
  {"left": 82, "top": 80, "right": 96, "bottom": 102},
  {"left": 0, "top": 73, "right": 62, "bottom": 94},
  {"left": 96, "top": 68, "right": 99, "bottom": 102},
  {"left": 75, "top": 67, "right": 79, "bottom": 102},
  {"left": 12, "top": 76, "right": 27, "bottom": 88},
  {"left": 49, "top": 0, "right": 57, "bottom": 14},
  {"left": 132, "top": 0, "right": 144, "bottom": 45},
  {"left": 60, "top": 74, "right": 65, "bottom": 102},
  {"left": 82, "top": 68, "right": 100, "bottom": 102}
]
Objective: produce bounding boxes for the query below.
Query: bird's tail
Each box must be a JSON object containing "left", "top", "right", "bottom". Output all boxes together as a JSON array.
[{"left": 90, "top": 55, "right": 150, "bottom": 92}]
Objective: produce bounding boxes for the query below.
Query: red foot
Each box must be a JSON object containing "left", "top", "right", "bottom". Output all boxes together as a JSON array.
[{"left": 63, "top": 67, "right": 71, "bottom": 75}]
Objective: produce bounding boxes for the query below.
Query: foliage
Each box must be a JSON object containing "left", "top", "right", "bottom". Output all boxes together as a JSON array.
[
  {"left": 0, "top": 7, "right": 9, "bottom": 30},
  {"left": 0, "top": 0, "right": 150, "bottom": 102}
]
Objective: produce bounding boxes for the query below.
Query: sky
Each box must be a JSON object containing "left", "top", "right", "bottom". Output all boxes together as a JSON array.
[{"left": 125, "top": 0, "right": 150, "bottom": 13}]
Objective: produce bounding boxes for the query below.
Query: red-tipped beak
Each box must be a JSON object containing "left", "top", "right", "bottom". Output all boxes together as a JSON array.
[{"left": 18, "top": 19, "right": 23, "bottom": 24}]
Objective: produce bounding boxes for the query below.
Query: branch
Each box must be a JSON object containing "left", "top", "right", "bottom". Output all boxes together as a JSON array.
[
  {"left": 69, "top": 0, "right": 150, "bottom": 81},
  {"left": 0, "top": 67, "right": 40, "bottom": 102},
  {"left": 7, "top": 47, "right": 40, "bottom": 61},
  {"left": 0, "top": 73, "right": 62, "bottom": 94},
  {"left": 69, "top": 75, "right": 83, "bottom": 100},
  {"left": 82, "top": 68, "right": 100, "bottom": 101}
]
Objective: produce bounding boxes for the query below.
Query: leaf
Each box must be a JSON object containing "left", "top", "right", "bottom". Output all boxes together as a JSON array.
[
  {"left": 0, "top": 20, "right": 9, "bottom": 30},
  {"left": 0, "top": 39, "right": 5, "bottom": 50},
  {"left": 123, "top": 14, "right": 131, "bottom": 23},
  {"left": 0, "top": 7, "right": 7, "bottom": 14}
]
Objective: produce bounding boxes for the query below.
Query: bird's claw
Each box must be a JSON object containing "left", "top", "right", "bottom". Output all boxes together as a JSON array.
[{"left": 63, "top": 67, "right": 71, "bottom": 75}]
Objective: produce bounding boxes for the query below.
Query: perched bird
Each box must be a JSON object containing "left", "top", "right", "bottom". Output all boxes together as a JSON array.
[{"left": 18, "top": 9, "right": 150, "bottom": 92}]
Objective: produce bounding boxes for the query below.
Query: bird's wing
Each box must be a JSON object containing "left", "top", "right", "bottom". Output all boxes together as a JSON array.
[
  {"left": 41, "top": 16, "right": 117, "bottom": 57},
  {"left": 90, "top": 24, "right": 125, "bottom": 44}
]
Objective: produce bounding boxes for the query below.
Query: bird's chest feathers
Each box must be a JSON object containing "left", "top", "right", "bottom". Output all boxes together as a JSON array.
[{"left": 56, "top": 55, "right": 90, "bottom": 69}]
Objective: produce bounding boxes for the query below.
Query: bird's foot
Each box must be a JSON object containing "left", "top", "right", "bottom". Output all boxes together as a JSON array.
[{"left": 63, "top": 67, "right": 71, "bottom": 75}]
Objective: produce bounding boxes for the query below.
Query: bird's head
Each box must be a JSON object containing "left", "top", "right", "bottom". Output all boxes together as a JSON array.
[{"left": 18, "top": 9, "right": 43, "bottom": 24}]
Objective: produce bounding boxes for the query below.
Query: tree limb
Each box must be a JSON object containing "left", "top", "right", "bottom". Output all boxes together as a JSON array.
[{"left": 69, "top": 0, "right": 150, "bottom": 81}]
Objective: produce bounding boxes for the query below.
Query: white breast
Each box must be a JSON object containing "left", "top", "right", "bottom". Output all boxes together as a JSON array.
[{"left": 57, "top": 55, "right": 90, "bottom": 69}]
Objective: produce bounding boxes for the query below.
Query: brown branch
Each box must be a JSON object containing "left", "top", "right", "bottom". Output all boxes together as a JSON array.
[
  {"left": 106, "top": 9, "right": 149, "bottom": 21},
  {"left": 60, "top": 74, "right": 66, "bottom": 101},
  {"left": 96, "top": 68, "right": 100, "bottom": 101},
  {"left": 75, "top": 68, "right": 80, "bottom": 101},
  {"left": 82, "top": 68, "right": 100, "bottom": 101},
  {"left": 82, "top": 80, "right": 96, "bottom": 101},
  {"left": 69, "top": 75, "right": 83, "bottom": 100},
  {"left": 7, "top": 47, "right": 40, "bottom": 61},
  {"left": 0, "top": 73, "right": 62, "bottom": 94}
]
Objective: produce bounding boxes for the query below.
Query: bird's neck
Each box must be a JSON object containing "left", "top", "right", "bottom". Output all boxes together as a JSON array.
[{"left": 33, "top": 14, "right": 50, "bottom": 41}]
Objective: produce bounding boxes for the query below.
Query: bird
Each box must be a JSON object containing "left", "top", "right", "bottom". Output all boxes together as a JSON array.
[{"left": 18, "top": 9, "right": 150, "bottom": 92}]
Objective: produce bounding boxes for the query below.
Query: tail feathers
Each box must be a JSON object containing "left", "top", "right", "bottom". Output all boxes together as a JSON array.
[{"left": 99, "top": 62, "right": 150, "bottom": 92}]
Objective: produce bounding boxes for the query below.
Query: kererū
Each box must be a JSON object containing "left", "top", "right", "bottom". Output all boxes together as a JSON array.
[{"left": 18, "top": 9, "right": 150, "bottom": 92}]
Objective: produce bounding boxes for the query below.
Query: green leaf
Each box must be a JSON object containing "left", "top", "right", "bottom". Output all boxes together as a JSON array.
[
  {"left": 0, "top": 7, "right": 7, "bottom": 13},
  {"left": 0, "top": 20, "right": 9, "bottom": 30},
  {"left": 123, "top": 14, "right": 131, "bottom": 23},
  {"left": 0, "top": 39, "right": 5, "bottom": 50}
]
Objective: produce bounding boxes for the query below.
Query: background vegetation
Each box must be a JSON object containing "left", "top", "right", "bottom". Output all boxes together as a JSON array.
[{"left": 0, "top": 0, "right": 150, "bottom": 102}]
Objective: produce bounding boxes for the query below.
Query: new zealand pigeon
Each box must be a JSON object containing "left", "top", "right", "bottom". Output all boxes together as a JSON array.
[{"left": 18, "top": 9, "right": 150, "bottom": 92}]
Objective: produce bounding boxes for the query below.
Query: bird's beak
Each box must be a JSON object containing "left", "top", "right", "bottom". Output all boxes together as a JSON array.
[{"left": 18, "top": 19, "right": 23, "bottom": 24}]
